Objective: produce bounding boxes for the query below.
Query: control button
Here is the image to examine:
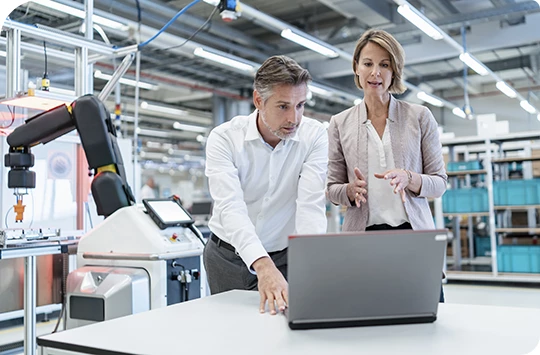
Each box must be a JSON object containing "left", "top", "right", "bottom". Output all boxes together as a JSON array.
[{"left": 172, "top": 233, "right": 178, "bottom": 240}]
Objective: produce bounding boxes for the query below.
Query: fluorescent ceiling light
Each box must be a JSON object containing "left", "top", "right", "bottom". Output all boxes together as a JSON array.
[
  {"left": 308, "top": 84, "right": 333, "bottom": 97},
  {"left": 520, "top": 100, "right": 537, "bottom": 114},
  {"left": 495, "top": 81, "right": 517, "bottom": 98},
  {"left": 202, "top": 0, "right": 220, "bottom": 5},
  {"left": 354, "top": 98, "right": 362, "bottom": 105},
  {"left": 417, "top": 91, "right": 444, "bottom": 107},
  {"left": 397, "top": 4, "right": 443, "bottom": 40},
  {"left": 193, "top": 47, "right": 255, "bottom": 72},
  {"left": 31, "top": 0, "right": 128, "bottom": 31},
  {"left": 94, "top": 70, "right": 158, "bottom": 91},
  {"left": 452, "top": 107, "right": 466, "bottom": 119},
  {"left": 459, "top": 53, "right": 489, "bottom": 76},
  {"left": 0, "top": 51, "right": 5, "bottom": 57},
  {"left": 537, "top": 113, "right": 540, "bottom": 121},
  {"left": 140, "top": 101, "right": 187, "bottom": 116},
  {"left": 173, "top": 122, "right": 208, "bottom": 133},
  {"left": 281, "top": 29, "right": 339, "bottom": 58}
]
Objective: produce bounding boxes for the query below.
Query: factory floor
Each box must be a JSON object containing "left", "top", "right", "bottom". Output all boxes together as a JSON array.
[{"left": 1, "top": 284, "right": 540, "bottom": 354}]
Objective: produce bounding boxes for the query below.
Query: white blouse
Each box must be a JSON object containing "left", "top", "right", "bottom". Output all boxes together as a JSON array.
[{"left": 366, "top": 119, "right": 409, "bottom": 227}]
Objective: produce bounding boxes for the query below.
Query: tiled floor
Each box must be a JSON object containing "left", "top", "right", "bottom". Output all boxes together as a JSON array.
[{"left": 1, "top": 284, "right": 540, "bottom": 353}]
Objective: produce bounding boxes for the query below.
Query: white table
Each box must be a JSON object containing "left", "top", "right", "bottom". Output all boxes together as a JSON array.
[{"left": 38, "top": 290, "right": 540, "bottom": 355}]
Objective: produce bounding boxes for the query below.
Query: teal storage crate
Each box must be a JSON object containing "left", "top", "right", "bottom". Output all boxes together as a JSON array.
[
  {"left": 497, "top": 245, "right": 540, "bottom": 273},
  {"left": 442, "top": 188, "right": 489, "bottom": 213},
  {"left": 474, "top": 237, "right": 494, "bottom": 257},
  {"left": 493, "top": 179, "right": 540, "bottom": 206},
  {"left": 447, "top": 161, "right": 482, "bottom": 172}
]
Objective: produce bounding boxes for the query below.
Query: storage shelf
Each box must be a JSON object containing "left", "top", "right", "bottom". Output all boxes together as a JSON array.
[
  {"left": 445, "top": 271, "right": 540, "bottom": 283},
  {"left": 495, "top": 228, "right": 540, "bottom": 233},
  {"left": 494, "top": 205, "right": 540, "bottom": 210},
  {"left": 446, "top": 257, "right": 492, "bottom": 266},
  {"left": 492, "top": 156, "right": 540, "bottom": 163},
  {"left": 447, "top": 170, "right": 487, "bottom": 176},
  {"left": 443, "top": 212, "right": 490, "bottom": 217}
]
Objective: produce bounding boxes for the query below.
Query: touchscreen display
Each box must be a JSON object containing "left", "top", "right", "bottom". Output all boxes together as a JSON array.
[{"left": 146, "top": 200, "right": 192, "bottom": 224}]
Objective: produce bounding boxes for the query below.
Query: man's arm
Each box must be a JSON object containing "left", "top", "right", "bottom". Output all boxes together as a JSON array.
[
  {"left": 296, "top": 125, "right": 329, "bottom": 234},
  {"left": 206, "top": 129, "right": 289, "bottom": 315},
  {"left": 205, "top": 130, "right": 268, "bottom": 268}
]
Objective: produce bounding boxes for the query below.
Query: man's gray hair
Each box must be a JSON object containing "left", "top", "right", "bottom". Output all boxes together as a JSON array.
[{"left": 253, "top": 55, "right": 312, "bottom": 102}]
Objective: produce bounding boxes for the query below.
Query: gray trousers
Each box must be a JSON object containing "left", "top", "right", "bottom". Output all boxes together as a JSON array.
[{"left": 203, "top": 238, "right": 288, "bottom": 295}]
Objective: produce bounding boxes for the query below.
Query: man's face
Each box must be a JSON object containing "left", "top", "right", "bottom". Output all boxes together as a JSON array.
[{"left": 254, "top": 84, "right": 307, "bottom": 141}]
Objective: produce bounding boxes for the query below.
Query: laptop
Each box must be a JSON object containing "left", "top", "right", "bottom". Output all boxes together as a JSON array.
[{"left": 287, "top": 229, "right": 448, "bottom": 330}]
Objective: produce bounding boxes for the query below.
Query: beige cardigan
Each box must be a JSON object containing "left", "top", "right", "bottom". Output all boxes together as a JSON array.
[{"left": 327, "top": 95, "right": 447, "bottom": 231}]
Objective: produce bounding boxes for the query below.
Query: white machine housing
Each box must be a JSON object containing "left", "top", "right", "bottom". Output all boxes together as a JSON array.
[{"left": 71, "top": 205, "right": 205, "bottom": 314}]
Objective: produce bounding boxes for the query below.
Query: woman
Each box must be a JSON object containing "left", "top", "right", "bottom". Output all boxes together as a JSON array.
[{"left": 326, "top": 29, "right": 447, "bottom": 300}]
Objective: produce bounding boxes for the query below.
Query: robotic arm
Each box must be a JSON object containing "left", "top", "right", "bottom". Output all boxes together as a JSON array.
[{"left": 4, "top": 94, "right": 135, "bottom": 222}]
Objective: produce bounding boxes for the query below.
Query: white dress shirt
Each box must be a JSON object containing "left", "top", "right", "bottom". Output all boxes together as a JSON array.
[
  {"left": 205, "top": 110, "right": 328, "bottom": 269},
  {"left": 366, "top": 119, "right": 409, "bottom": 227}
]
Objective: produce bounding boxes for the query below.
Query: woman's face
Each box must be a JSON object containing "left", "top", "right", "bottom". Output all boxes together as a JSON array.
[{"left": 356, "top": 42, "right": 394, "bottom": 97}]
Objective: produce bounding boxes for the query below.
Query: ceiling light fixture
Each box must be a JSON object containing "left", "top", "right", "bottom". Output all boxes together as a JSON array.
[
  {"left": 308, "top": 84, "right": 333, "bottom": 97},
  {"left": 31, "top": 0, "right": 129, "bottom": 31},
  {"left": 173, "top": 122, "right": 208, "bottom": 133},
  {"left": 397, "top": 4, "right": 444, "bottom": 40},
  {"left": 417, "top": 91, "right": 444, "bottom": 107},
  {"left": 495, "top": 81, "right": 517, "bottom": 98},
  {"left": 459, "top": 52, "right": 489, "bottom": 76},
  {"left": 520, "top": 100, "right": 537, "bottom": 114},
  {"left": 140, "top": 101, "right": 187, "bottom": 116},
  {"left": 452, "top": 107, "right": 467, "bottom": 119},
  {"left": 94, "top": 70, "right": 158, "bottom": 91},
  {"left": 193, "top": 47, "right": 255, "bottom": 73},
  {"left": 281, "top": 29, "right": 339, "bottom": 58}
]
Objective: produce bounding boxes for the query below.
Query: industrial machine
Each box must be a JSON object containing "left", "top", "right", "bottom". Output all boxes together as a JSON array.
[{"left": 4, "top": 95, "right": 205, "bottom": 329}]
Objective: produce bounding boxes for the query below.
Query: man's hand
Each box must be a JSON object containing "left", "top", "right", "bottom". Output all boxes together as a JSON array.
[
  {"left": 347, "top": 167, "right": 367, "bottom": 207},
  {"left": 252, "top": 257, "right": 288, "bottom": 315}
]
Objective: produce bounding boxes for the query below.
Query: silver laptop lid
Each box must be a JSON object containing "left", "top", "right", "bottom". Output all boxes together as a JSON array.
[{"left": 287, "top": 230, "right": 447, "bottom": 326}]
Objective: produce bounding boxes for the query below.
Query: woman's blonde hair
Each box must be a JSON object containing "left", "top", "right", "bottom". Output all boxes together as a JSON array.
[{"left": 352, "top": 29, "right": 406, "bottom": 94}]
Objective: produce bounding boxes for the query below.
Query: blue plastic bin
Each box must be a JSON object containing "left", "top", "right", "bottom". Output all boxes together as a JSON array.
[
  {"left": 447, "top": 161, "right": 482, "bottom": 172},
  {"left": 474, "top": 237, "right": 493, "bottom": 257},
  {"left": 442, "top": 188, "right": 489, "bottom": 213},
  {"left": 497, "top": 245, "right": 540, "bottom": 273},
  {"left": 493, "top": 179, "right": 540, "bottom": 206}
]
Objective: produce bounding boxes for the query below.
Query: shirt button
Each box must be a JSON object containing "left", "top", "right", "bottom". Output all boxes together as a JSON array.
[{"left": 264, "top": 197, "right": 269, "bottom": 202}]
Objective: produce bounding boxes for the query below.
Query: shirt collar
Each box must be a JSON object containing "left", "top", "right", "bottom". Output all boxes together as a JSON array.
[{"left": 245, "top": 109, "right": 301, "bottom": 143}]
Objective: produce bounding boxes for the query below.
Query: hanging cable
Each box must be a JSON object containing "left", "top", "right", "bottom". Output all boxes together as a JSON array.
[
  {"left": 138, "top": 0, "right": 201, "bottom": 50},
  {"left": 1, "top": 106, "right": 15, "bottom": 129},
  {"left": 158, "top": 6, "right": 218, "bottom": 52},
  {"left": 42, "top": 41, "right": 50, "bottom": 91}
]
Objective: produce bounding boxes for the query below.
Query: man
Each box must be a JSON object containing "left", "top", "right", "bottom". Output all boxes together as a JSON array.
[
  {"left": 140, "top": 177, "right": 156, "bottom": 200},
  {"left": 204, "top": 55, "right": 328, "bottom": 315}
]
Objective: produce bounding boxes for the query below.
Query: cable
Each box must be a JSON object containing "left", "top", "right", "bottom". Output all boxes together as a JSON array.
[
  {"left": 52, "top": 303, "right": 65, "bottom": 333},
  {"left": 188, "top": 224, "right": 206, "bottom": 246},
  {"left": 43, "top": 41, "right": 48, "bottom": 76},
  {"left": 157, "top": 6, "right": 218, "bottom": 52},
  {"left": 138, "top": 0, "right": 201, "bottom": 50},
  {"left": 42, "top": 41, "right": 50, "bottom": 91},
  {"left": 4, "top": 206, "right": 13, "bottom": 229},
  {"left": 29, "top": 191, "right": 34, "bottom": 228},
  {"left": 0, "top": 105, "right": 16, "bottom": 129}
]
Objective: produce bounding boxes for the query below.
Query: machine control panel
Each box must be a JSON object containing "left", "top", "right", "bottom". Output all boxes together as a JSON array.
[{"left": 160, "top": 227, "right": 203, "bottom": 249}]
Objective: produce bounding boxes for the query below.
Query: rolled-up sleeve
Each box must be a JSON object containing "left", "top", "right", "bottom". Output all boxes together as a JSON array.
[{"left": 295, "top": 126, "right": 328, "bottom": 234}]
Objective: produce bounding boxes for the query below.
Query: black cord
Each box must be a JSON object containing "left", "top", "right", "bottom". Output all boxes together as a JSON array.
[
  {"left": 156, "top": 6, "right": 218, "bottom": 52},
  {"left": 1, "top": 106, "right": 15, "bottom": 129},
  {"left": 188, "top": 224, "right": 206, "bottom": 246},
  {"left": 184, "top": 279, "right": 189, "bottom": 302},
  {"left": 43, "top": 41, "right": 48, "bottom": 77}
]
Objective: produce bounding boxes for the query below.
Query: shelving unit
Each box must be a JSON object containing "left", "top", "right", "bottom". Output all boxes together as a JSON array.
[{"left": 437, "top": 131, "right": 540, "bottom": 282}]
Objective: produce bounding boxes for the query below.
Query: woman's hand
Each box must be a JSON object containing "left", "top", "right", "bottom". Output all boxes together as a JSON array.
[
  {"left": 347, "top": 167, "right": 368, "bottom": 207},
  {"left": 374, "top": 169, "right": 412, "bottom": 203}
]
